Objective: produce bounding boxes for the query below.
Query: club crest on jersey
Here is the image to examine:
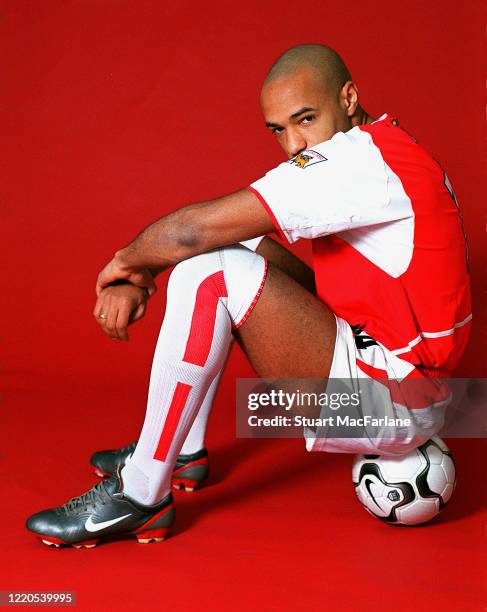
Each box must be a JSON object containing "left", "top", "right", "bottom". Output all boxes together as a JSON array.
[{"left": 289, "top": 149, "right": 327, "bottom": 169}]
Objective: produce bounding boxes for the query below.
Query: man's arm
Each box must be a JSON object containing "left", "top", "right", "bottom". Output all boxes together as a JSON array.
[{"left": 96, "top": 188, "right": 274, "bottom": 294}]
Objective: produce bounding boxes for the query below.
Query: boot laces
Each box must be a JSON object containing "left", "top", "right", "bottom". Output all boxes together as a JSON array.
[{"left": 59, "top": 481, "right": 108, "bottom": 515}]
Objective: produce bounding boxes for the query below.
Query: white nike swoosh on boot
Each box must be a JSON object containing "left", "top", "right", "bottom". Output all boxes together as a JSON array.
[{"left": 85, "top": 513, "right": 132, "bottom": 532}]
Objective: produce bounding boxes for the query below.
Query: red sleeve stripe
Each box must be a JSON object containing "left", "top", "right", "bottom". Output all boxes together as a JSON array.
[{"left": 247, "top": 186, "right": 289, "bottom": 243}]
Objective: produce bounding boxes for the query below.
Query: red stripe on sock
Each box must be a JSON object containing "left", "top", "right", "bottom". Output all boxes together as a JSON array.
[
  {"left": 183, "top": 270, "right": 228, "bottom": 367},
  {"left": 154, "top": 382, "right": 192, "bottom": 462}
]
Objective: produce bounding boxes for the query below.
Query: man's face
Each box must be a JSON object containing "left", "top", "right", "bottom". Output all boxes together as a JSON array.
[{"left": 260, "top": 67, "right": 351, "bottom": 158}]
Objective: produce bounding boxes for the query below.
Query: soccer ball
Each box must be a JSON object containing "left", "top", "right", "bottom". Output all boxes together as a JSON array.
[{"left": 352, "top": 437, "right": 456, "bottom": 525}]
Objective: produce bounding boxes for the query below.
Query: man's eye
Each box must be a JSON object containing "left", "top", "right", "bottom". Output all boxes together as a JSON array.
[
  {"left": 272, "top": 127, "right": 283, "bottom": 135},
  {"left": 301, "top": 115, "right": 315, "bottom": 124}
]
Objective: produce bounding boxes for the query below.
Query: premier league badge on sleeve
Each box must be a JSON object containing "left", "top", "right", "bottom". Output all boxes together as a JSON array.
[{"left": 289, "top": 149, "right": 327, "bottom": 169}]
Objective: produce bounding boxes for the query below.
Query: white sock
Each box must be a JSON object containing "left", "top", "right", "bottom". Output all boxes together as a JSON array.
[
  {"left": 180, "top": 370, "right": 223, "bottom": 455},
  {"left": 177, "top": 236, "right": 264, "bottom": 454},
  {"left": 121, "top": 246, "right": 267, "bottom": 504}
]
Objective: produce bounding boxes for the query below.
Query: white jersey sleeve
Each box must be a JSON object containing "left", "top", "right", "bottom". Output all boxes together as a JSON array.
[{"left": 249, "top": 127, "right": 409, "bottom": 244}]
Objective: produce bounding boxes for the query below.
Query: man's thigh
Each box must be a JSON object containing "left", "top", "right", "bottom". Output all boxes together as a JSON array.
[
  {"left": 257, "top": 237, "right": 316, "bottom": 294},
  {"left": 235, "top": 262, "right": 336, "bottom": 379}
]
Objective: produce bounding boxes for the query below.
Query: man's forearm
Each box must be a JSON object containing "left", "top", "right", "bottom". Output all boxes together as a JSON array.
[
  {"left": 113, "top": 189, "right": 274, "bottom": 274},
  {"left": 115, "top": 204, "right": 207, "bottom": 272},
  {"left": 110, "top": 175, "right": 315, "bottom": 296}
]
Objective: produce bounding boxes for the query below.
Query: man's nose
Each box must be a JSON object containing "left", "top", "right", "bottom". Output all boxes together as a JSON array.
[{"left": 286, "top": 130, "right": 307, "bottom": 158}]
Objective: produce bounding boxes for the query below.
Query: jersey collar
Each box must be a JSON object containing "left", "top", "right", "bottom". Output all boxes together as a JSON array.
[{"left": 373, "top": 113, "right": 395, "bottom": 125}]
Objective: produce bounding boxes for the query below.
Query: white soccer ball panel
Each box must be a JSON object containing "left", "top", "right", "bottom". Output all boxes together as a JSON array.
[
  {"left": 442, "top": 482, "right": 455, "bottom": 504},
  {"left": 440, "top": 454, "right": 456, "bottom": 484},
  {"left": 377, "top": 450, "right": 425, "bottom": 482},
  {"left": 430, "top": 436, "right": 450, "bottom": 453},
  {"left": 425, "top": 465, "right": 449, "bottom": 496},
  {"left": 395, "top": 497, "right": 440, "bottom": 525},
  {"left": 352, "top": 455, "right": 367, "bottom": 483},
  {"left": 425, "top": 444, "right": 444, "bottom": 465}
]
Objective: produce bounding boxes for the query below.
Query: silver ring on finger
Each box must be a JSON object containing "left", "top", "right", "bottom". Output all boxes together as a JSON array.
[{"left": 98, "top": 313, "right": 108, "bottom": 319}]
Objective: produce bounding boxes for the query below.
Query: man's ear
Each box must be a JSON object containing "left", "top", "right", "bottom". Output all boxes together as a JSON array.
[{"left": 339, "top": 81, "right": 359, "bottom": 117}]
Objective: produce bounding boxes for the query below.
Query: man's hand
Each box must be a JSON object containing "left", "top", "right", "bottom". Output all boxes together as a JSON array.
[
  {"left": 96, "top": 253, "right": 157, "bottom": 297},
  {"left": 94, "top": 283, "right": 148, "bottom": 341}
]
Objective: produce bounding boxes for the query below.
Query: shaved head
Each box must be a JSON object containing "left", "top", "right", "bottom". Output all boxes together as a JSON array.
[
  {"left": 264, "top": 44, "right": 351, "bottom": 99},
  {"left": 260, "top": 44, "right": 370, "bottom": 158}
]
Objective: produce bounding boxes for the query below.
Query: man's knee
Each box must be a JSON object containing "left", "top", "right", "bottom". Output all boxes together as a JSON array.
[
  {"left": 168, "top": 246, "right": 267, "bottom": 328},
  {"left": 169, "top": 245, "right": 262, "bottom": 281}
]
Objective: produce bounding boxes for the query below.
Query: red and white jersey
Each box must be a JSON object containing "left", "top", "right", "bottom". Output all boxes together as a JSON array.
[{"left": 249, "top": 114, "right": 471, "bottom": 377}]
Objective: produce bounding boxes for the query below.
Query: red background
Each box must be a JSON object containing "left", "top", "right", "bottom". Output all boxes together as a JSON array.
[{"left": 2, "top": 1, "right": 486, "bottom": 610}]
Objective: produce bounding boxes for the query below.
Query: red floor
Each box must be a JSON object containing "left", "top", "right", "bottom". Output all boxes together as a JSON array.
[{"left": 2, "top": 371, "right": 485, "bottom": 612}]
